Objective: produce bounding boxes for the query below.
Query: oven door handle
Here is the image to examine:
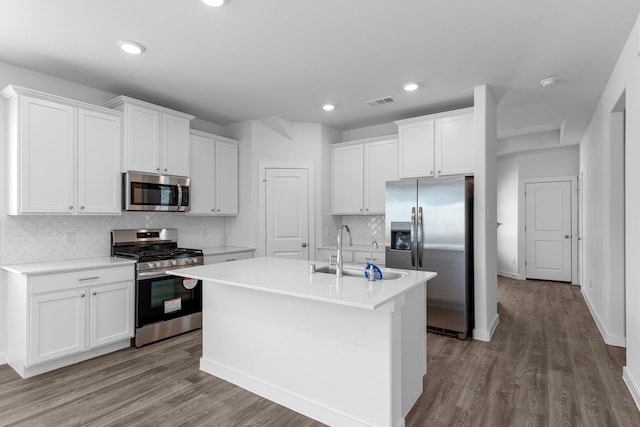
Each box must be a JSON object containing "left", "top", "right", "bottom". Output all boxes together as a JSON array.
[{"left": 138, "top": 270, "right": 176, "bottom": 280}]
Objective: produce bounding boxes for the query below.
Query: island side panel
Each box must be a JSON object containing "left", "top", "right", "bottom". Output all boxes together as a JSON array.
[
  {"left": 200, "top": 279, "right": 409, "bottom": 427},
  {"left": 401, "top": 284, "right": 427, "bottom": 416}
]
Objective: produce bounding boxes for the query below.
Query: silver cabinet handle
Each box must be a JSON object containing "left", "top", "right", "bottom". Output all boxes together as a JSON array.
[
  {"left": 68, "top": 206, "right": 74, "bottom": 210},
  {"left": 164, "top": 168, "right": 168, "bottom": 172},
  {"left": 78, "top": 276, "right": 100, "bottom": 281},
  {"left": 564, "top": 235, "right": 570, "bottom": 239},
  {"left": 80, "top": 206, "right": 85, "bottom": 210},
  {"left": 80, "top": 294, "right": 86, "bottom": 298},
  {"left": 301, "top": 242, "right": 307, "bottom": 248},
  {"left": 92, "top": 292, "right": 97, "bottom": 296}
]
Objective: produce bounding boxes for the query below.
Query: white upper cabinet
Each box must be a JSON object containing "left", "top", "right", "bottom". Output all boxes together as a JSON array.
[
  {"left": 106, "top": 96, "right": 194, "bottom": 176},
  {"left": 395, "top": 108, "right": 474, "bottom": 178},
  {"left": 332, "top": 137, "right": 398, "bottom": 215},
  {"left": 1, "top": 85, "right": 123, "bottom": 215},
  {"left": 189, "top": 130, "right": 239, "bottom": 216},
  {"left": 77, "top": 108, "right": 122, "bottom": 214}
]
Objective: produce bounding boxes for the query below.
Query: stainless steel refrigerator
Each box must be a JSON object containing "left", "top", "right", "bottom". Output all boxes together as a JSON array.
[{"left": 385, "top": 176, "right": 473, "bottom": 339}]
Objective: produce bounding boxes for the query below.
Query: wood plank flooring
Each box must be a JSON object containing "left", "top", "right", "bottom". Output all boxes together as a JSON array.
[{"left": 1, "top": 277, "right": 638, "bottom": 426}]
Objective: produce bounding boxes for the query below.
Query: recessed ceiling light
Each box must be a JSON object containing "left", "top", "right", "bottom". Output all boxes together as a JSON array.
[
  {"left": 202, "top": 0, "right": 226, "bottom": 6},
  {"left": 322, "top": 104, "right": 335, "bottom": 111},
  {"left": 540, "top": 77, "right": 557, "bottom": 88},
  {"left": 403, "top": 82, "right": 420, "bottom": 92},
  {"left": 119, "top": 41, "right": 145, "bottom": 55}
]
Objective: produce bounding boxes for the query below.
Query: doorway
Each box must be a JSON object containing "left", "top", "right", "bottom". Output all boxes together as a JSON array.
[
  {"left": 259, "top": 163, "right": 315, "bottom": 260},
  {"left": 520, "top": 176, "right": 578, "bottom": 283}
]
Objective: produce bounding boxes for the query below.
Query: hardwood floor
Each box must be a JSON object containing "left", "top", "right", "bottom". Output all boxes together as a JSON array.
[{"left": 0, "top": 277, "right": 638, "bottom": 426}]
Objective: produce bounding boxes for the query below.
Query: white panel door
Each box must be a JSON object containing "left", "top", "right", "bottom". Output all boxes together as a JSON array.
[
  {"left": 525, "top": 181, "right": 572, "bottom": 281},
  {"left": 265, "top": 169, "right": 309, "bottom": 260}
]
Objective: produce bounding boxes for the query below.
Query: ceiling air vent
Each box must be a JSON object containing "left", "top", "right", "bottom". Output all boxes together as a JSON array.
[{"left": 365, "top": 96, "right": 395, "bottom": 107}]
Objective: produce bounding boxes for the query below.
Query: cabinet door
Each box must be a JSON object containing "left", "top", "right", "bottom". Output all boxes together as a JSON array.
[
  {"left": 189, "top": 134, "right": 216, "bottom": 215},
  {"left": 162, "top": 114, "right": 190, "bottom": 177},
  {"left": 125, "top": 104, "right": 160, "bottom": 174},
  {"left": 435, "top": 113, "right": 475, "bottom": 176},
  {"left": 398, "top": 120, "right": 435, "bottom": 178},
  {"left": 77, "top": 109, "right": 122, "bottom": 214},
  {"left": 364, "top": 139, "right": 398, "bottom": 214},
  {"left": 215, "top": 140, "right": 239, "bottom": 215},
  {"left": 19, "top": 96, "right": 75, "bottom": 214},
  {"left": 89, "top": 281, "right": 134, "bottom": 348},
  {"left": 29, "top": 289, "right": 86, "bottom": 365},
  {"left": 332, "top": 144, "right": 364, "bottom": 214}
]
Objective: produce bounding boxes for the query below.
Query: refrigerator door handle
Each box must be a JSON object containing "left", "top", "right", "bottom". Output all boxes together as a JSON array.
[
  {"left": 411, "top": 207, "right": 416, "bottom": 267},
  {"left": 417, "top": 206, "right": 423, "bottom": 268}
]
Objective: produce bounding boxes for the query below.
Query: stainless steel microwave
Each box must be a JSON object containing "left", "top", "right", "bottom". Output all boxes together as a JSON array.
[{"left": 124, "top": 172, "right": 191, "bottom": 212}]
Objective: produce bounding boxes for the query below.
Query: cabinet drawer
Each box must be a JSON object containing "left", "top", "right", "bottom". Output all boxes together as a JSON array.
[
  {"left": 204, "top": 251, "right": 254, "bottom": 265},
  {"left": 30, "top": 266, "right": 134, "bottom": 294}
]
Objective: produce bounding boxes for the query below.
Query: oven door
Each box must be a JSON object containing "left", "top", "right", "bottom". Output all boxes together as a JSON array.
[{"left": 136, "top": 271, "right": 202, "bottom": 328}]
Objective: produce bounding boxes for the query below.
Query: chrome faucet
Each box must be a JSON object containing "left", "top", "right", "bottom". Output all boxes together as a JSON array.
[
  {"left": 369, "top": 240, "right": 378, "bottom": 261},
  {"left": 336, "top": 225, "right": 353, "bottom": 277}
]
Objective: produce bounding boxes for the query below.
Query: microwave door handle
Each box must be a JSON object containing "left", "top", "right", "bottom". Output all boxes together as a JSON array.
[
  {"left": 176, "top": 183, "right": 183, "bottom": 210},
  {"left": 410, "top": 207, "right": 416, "bottom": 267}
]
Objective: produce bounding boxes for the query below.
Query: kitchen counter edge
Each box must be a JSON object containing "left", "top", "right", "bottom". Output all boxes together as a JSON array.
[{"left": 2, "top": 257, "right": 136, "bottom": 276}]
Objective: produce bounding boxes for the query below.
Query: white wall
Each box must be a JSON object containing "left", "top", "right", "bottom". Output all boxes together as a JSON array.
[
  {"left": 497, "top": 156, "right": 519, "bottom": 277},
  {"left": 579, "top": 14, "right": 640, "bottom": 406},
  {"left": 224, "top": 119, "right": 339, "bottom": 257},
  {"left": 473, "top": 85, "right": 499, "bottom": 342},
  {"left": 496, "top": 145, "right": 579, "bottom": 278}
]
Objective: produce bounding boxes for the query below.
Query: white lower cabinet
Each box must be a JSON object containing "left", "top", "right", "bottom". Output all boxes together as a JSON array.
[{"left": 6, "top": 263, "right": 135, "bottom": 378}]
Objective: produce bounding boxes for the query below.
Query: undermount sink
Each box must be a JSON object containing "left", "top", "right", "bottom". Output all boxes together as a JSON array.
[{"left": 315, "top": 265, "right": 405, "bottom": 280}]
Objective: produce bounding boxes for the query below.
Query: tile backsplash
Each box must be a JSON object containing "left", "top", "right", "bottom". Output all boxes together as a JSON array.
[
  {"left": 328, "top": 215, "right": 385, "bottom": 246},
  {"left": 2, "top": 213, "right": 226, "bottom": 265}
]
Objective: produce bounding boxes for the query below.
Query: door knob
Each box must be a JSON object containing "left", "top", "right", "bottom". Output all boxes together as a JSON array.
[
  {"left": 564, "top": 235, "right": 570, "bottom": 239},
  {"left": 301, "top": 243, "right": 307, "bottom": 248}
]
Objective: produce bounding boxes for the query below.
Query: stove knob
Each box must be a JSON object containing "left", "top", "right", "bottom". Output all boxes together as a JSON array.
[
  {"left": 171, "top": 260, "right": 178, "bottom": 266},
  {"left": 191, "top": 258, "right": 199, "bottom": 264},
  {"left": 147, "top": 262, "right": 155, "bottom": 269},
  {"left": 155, "top": 262, "right": 162, "bottom": 268}
]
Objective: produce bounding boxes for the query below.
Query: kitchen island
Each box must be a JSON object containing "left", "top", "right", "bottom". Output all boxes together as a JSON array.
[{"left": 169, "top": 257, "right": 436, "bottom": 427}]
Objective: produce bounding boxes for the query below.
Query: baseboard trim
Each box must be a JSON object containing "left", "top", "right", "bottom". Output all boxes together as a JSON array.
[
  {"left": 473, "top": 313, "right": 500, "bottom": 342},
  {"left": 581, "top": 288, "right": 626, "bottom": 347},
  {"left": 200, "top": 357, "right": 380, "bottom": 427},
  {"left": 497, "top": 270, "right": 524, "bottom": 280},
  {"left": 624, "top": 367, "right": 640, "bottom": 412}
]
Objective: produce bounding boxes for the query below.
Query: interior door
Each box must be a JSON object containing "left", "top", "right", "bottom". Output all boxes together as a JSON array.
[
  {"left": 265, "top": 168, "right": 310, "bottom": 260},
  {"left": 525, "top": 181, "right": 572, "bottom": 281}
]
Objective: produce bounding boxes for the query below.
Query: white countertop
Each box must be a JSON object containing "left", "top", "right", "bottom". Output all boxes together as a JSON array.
[
  {"left": 201, "top": 246, "right": 256, "bottom": 256},
  {"left": 2, "top": 257, "right": 136, "bottom": 275},
  {"left": 168, "top": 256, "right": 436, "bottom": 310}
]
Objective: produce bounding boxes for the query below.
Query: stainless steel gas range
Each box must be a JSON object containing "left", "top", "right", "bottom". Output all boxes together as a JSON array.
[{"left": 111, "top": 228, "right": 203, "bottom": 347}]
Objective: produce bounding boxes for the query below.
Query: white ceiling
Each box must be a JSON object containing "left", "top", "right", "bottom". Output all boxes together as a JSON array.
[{"left": 1, "top": 0, "right": 639, "bottom": 143}]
